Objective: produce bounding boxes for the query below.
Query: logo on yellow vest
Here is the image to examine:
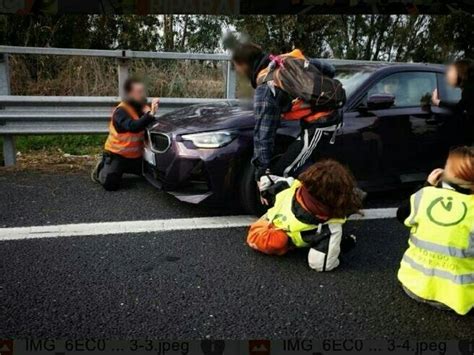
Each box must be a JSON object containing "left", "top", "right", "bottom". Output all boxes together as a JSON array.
[{"left": 427, "top": 196, "right": 468, "bottom": 227}]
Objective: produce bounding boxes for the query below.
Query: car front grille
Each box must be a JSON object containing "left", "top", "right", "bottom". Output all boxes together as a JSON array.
[{"left": 148, "top": 131, "right": 171, "bottom": 153}]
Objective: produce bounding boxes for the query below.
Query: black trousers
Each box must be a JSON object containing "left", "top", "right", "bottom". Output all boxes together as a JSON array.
[
  {"left": 271, "top": 124, "right": 335, "bottom": 178},
  {"left": 98, "top": 152, "right": 143, "bottom": 191}
]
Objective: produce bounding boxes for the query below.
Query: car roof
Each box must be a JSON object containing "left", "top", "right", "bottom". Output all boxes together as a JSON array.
[{"left": 328, "top": 59, "right": 445, "bottom": 72}]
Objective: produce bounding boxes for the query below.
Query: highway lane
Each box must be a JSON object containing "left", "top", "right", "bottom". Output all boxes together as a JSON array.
[
  {"left": 0, "top": 171, "right": 411, "bottom": 228},
  {"left": 1, "top": 220, "right": 473, "bottom": 339},
  {"left": 0, "top": 172, "right": 238, "bottom": 228},
  {"left": 2, "top": 170, "right": 471, "bottom": 339}
]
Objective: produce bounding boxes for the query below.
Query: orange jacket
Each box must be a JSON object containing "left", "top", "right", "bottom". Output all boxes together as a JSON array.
[{"left": 104, "top": 102, "right": 145, "bottom": 159}]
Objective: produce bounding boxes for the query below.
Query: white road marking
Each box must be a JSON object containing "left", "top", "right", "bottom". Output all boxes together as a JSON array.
[
  {"left": 0, "top": 208, "right": 397, "bottom": 241},
  {"left": 350, "top": 208, "right": 398, "bottom": 220}
]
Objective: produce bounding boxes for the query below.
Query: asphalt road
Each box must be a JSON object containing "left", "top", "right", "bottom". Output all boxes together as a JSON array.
[
  {"left": 0, "top": 171, "right": 410, "bottom": 228},
  {"left": 0, "top": 172, "right": 238, "bottom": 228},
  {"left": 1, "top": 171, "right": 473, "bottom": 339}
]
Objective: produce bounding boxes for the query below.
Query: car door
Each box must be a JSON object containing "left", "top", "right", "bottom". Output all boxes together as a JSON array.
[
  {"left": 424, "top": 73, "right": 464, "bottom": 165},
  {"left": 340, "top": 70, "right": 439, "bottom": 187}
]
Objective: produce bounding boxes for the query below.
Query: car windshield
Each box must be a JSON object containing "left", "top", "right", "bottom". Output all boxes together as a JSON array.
[
  {"left": 238, "top": 65, "right": 376, "bottom": 107},
  {"left": 335, "top": 67, "right": 374, "bottom": 98}
]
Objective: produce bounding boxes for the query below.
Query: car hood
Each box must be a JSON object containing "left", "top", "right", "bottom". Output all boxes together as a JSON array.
[{"left": 148, "top": 102, "right": 255, "bottom": 135}]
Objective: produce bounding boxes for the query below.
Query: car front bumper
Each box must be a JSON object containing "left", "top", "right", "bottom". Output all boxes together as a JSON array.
[{"left": 142, "top": 130, "right": 252, "bottom": 204}]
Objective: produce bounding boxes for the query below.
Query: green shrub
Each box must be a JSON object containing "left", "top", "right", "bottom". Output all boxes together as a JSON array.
[{"left": 9, "top": 135, "right": 105, "bottom": 156}]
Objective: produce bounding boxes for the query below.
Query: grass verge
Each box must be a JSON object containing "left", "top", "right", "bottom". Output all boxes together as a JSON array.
[
  {"left": 0, "top": 135, "right": 105, "bottom": 172},
  {"left": 15, "top": 135, "right": 106, "bottom": 155}
]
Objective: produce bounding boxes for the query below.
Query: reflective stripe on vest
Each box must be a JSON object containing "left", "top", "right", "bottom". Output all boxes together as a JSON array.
[
  {"left": 402, "top": 254, "right": 474, "bottom": 285},
  {"left": 267, "top": 180, "right": 345, "bottom": 248},
  {"left": 398, "top": 186, "right": 474, "bottom": 315},
  {"left": 409, "top": 234, "right": 474, "bottom": 258},
  {"left": 104, "top": 102, "right": 145, "bottom": 159}
]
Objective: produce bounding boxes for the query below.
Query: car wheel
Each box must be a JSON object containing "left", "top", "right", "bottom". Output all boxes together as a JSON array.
[{"left": 238, "top": 161, "right": 266, "bottom": 216}]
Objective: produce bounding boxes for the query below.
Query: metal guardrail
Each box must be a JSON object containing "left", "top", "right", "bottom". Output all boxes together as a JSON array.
[
  {"left": 0, "top": 46, "right": 237, "bottom": 166},
  {"left": 0, "top": 46, "right": 232, "bottom": 60},
  {"left": 0, "top": 96, "right": 235, "bottom": 128}
]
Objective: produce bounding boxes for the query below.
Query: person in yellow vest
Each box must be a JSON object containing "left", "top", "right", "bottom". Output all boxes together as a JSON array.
[
  {"left": 91, "top": 78, "right": 159, "bottom": 191},
  {"left": 247, "top": 159, "right": 363, "bottom": 271},
  {"left": 397, "top": 146, "right": 474, "bottom": 315},
  {"left": 231, "top": 43, "right": 340, "bottom": 205}
]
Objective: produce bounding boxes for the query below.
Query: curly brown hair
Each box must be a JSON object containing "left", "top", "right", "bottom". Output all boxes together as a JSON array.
[{"left": 298, "top": 159, "right": 363, "bottom": 218}]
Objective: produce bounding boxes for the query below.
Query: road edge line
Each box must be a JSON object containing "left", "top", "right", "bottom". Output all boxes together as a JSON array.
[{"left": 0, "top": 208, "right": 397, "bottom": 241}]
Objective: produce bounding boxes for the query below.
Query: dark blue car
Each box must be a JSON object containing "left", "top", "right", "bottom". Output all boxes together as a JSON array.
[{"left": 143, "top": 62, "right": 463, "bottom": 214}]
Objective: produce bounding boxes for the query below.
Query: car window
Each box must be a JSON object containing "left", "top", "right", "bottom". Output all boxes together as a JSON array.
[
  {"left": 443, "top": 86, "right": 462, "bottom": 102},
  {"left": 334, "top": 68, "right": 373, "bottom": 98},
  {"left": 367, "top": 72, "right": 437, "bottom": 107},
  {"left": 437, "top": 73, "right": 462, "bottom": 102}
]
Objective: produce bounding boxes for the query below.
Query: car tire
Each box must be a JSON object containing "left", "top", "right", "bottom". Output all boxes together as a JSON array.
[{"left": 238, "top": 161, "right": 266, "bottom": 216}]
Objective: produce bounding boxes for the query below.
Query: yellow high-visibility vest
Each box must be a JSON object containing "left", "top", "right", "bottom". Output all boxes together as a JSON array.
[
  {"left": 398, "top": 185, "right": 474, "bottom": 315},
  {"left": 104, "top": 102, "right": 145, "bottom": 159},
  {"left": 267, "top": 180, "right": 345, "bottom": 248}
]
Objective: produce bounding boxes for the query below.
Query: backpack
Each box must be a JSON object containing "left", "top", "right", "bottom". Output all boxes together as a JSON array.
[
  {"left": 247, "top": 218, "right": 290, "bottom": 256},
  {"left": 257, "top": 49, "right": 346, "bottom": 115}
]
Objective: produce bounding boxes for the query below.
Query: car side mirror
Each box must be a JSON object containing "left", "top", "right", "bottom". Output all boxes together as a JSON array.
[{"left": 365, "top": 94, "right": 396, "bottom": 111}]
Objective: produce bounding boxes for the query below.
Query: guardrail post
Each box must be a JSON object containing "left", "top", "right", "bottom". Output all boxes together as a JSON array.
[
  {"left": 225, "top": 61, "right": 236, "bottom": 99},
  {"left": 117, "top": 58, "right": 129, "bottom": 99},
  {"left": 3, "top": 135, "right": 16, "bottom": 166},
  {"left": 0, "top": 53, "right": 16, "bottom": 166},
  {"left": 0, "top": 53, "right": 11, "bottom": 95}
]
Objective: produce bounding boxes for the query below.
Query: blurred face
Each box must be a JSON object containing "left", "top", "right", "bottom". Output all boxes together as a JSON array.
[
  {"left": 446, "top": 64, "right": 459, "bottom": 88},
  {"left": 383, "top": 78, "right": 399, "bottom": 94},
  {"left": 127, "top": 83, "right": 147, "bottom": 103},
  {"left": 233, "top": 61, "right": 251, "bottom": 77}
]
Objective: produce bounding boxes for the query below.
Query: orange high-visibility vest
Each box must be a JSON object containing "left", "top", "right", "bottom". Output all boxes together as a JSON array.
[
  {"left": 104, "top": 102, "right": 145, "bottom": 159},
  {"left": 256, "top": 49, "right": 334, "bottom": 123}
]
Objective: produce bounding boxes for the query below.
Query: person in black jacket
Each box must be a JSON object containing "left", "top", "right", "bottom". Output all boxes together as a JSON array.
[
  {"left": 92, "top": 78, "right": 159, "bottom": 191},
  {"left": 231, "top": 43, "right": 339, "bottom": 205},
  {"left": 432, "top": 59, "right": 474, "bottom": 145}
]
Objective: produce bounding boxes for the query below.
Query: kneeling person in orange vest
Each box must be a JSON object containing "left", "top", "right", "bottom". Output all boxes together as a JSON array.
[
  {"left": 396, "top": 146, "right": 474, "bottom": 315},
  {"left": 92, "top": 78, "right": 159, "bottom": 191},
  {"left": 247, "top": 160, "right": 363, "bottom": 271}
]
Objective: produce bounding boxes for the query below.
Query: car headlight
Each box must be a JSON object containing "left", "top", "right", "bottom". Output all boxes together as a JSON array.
[{"left": 181, "top": 131, "right": 236, "bottom": 149}]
